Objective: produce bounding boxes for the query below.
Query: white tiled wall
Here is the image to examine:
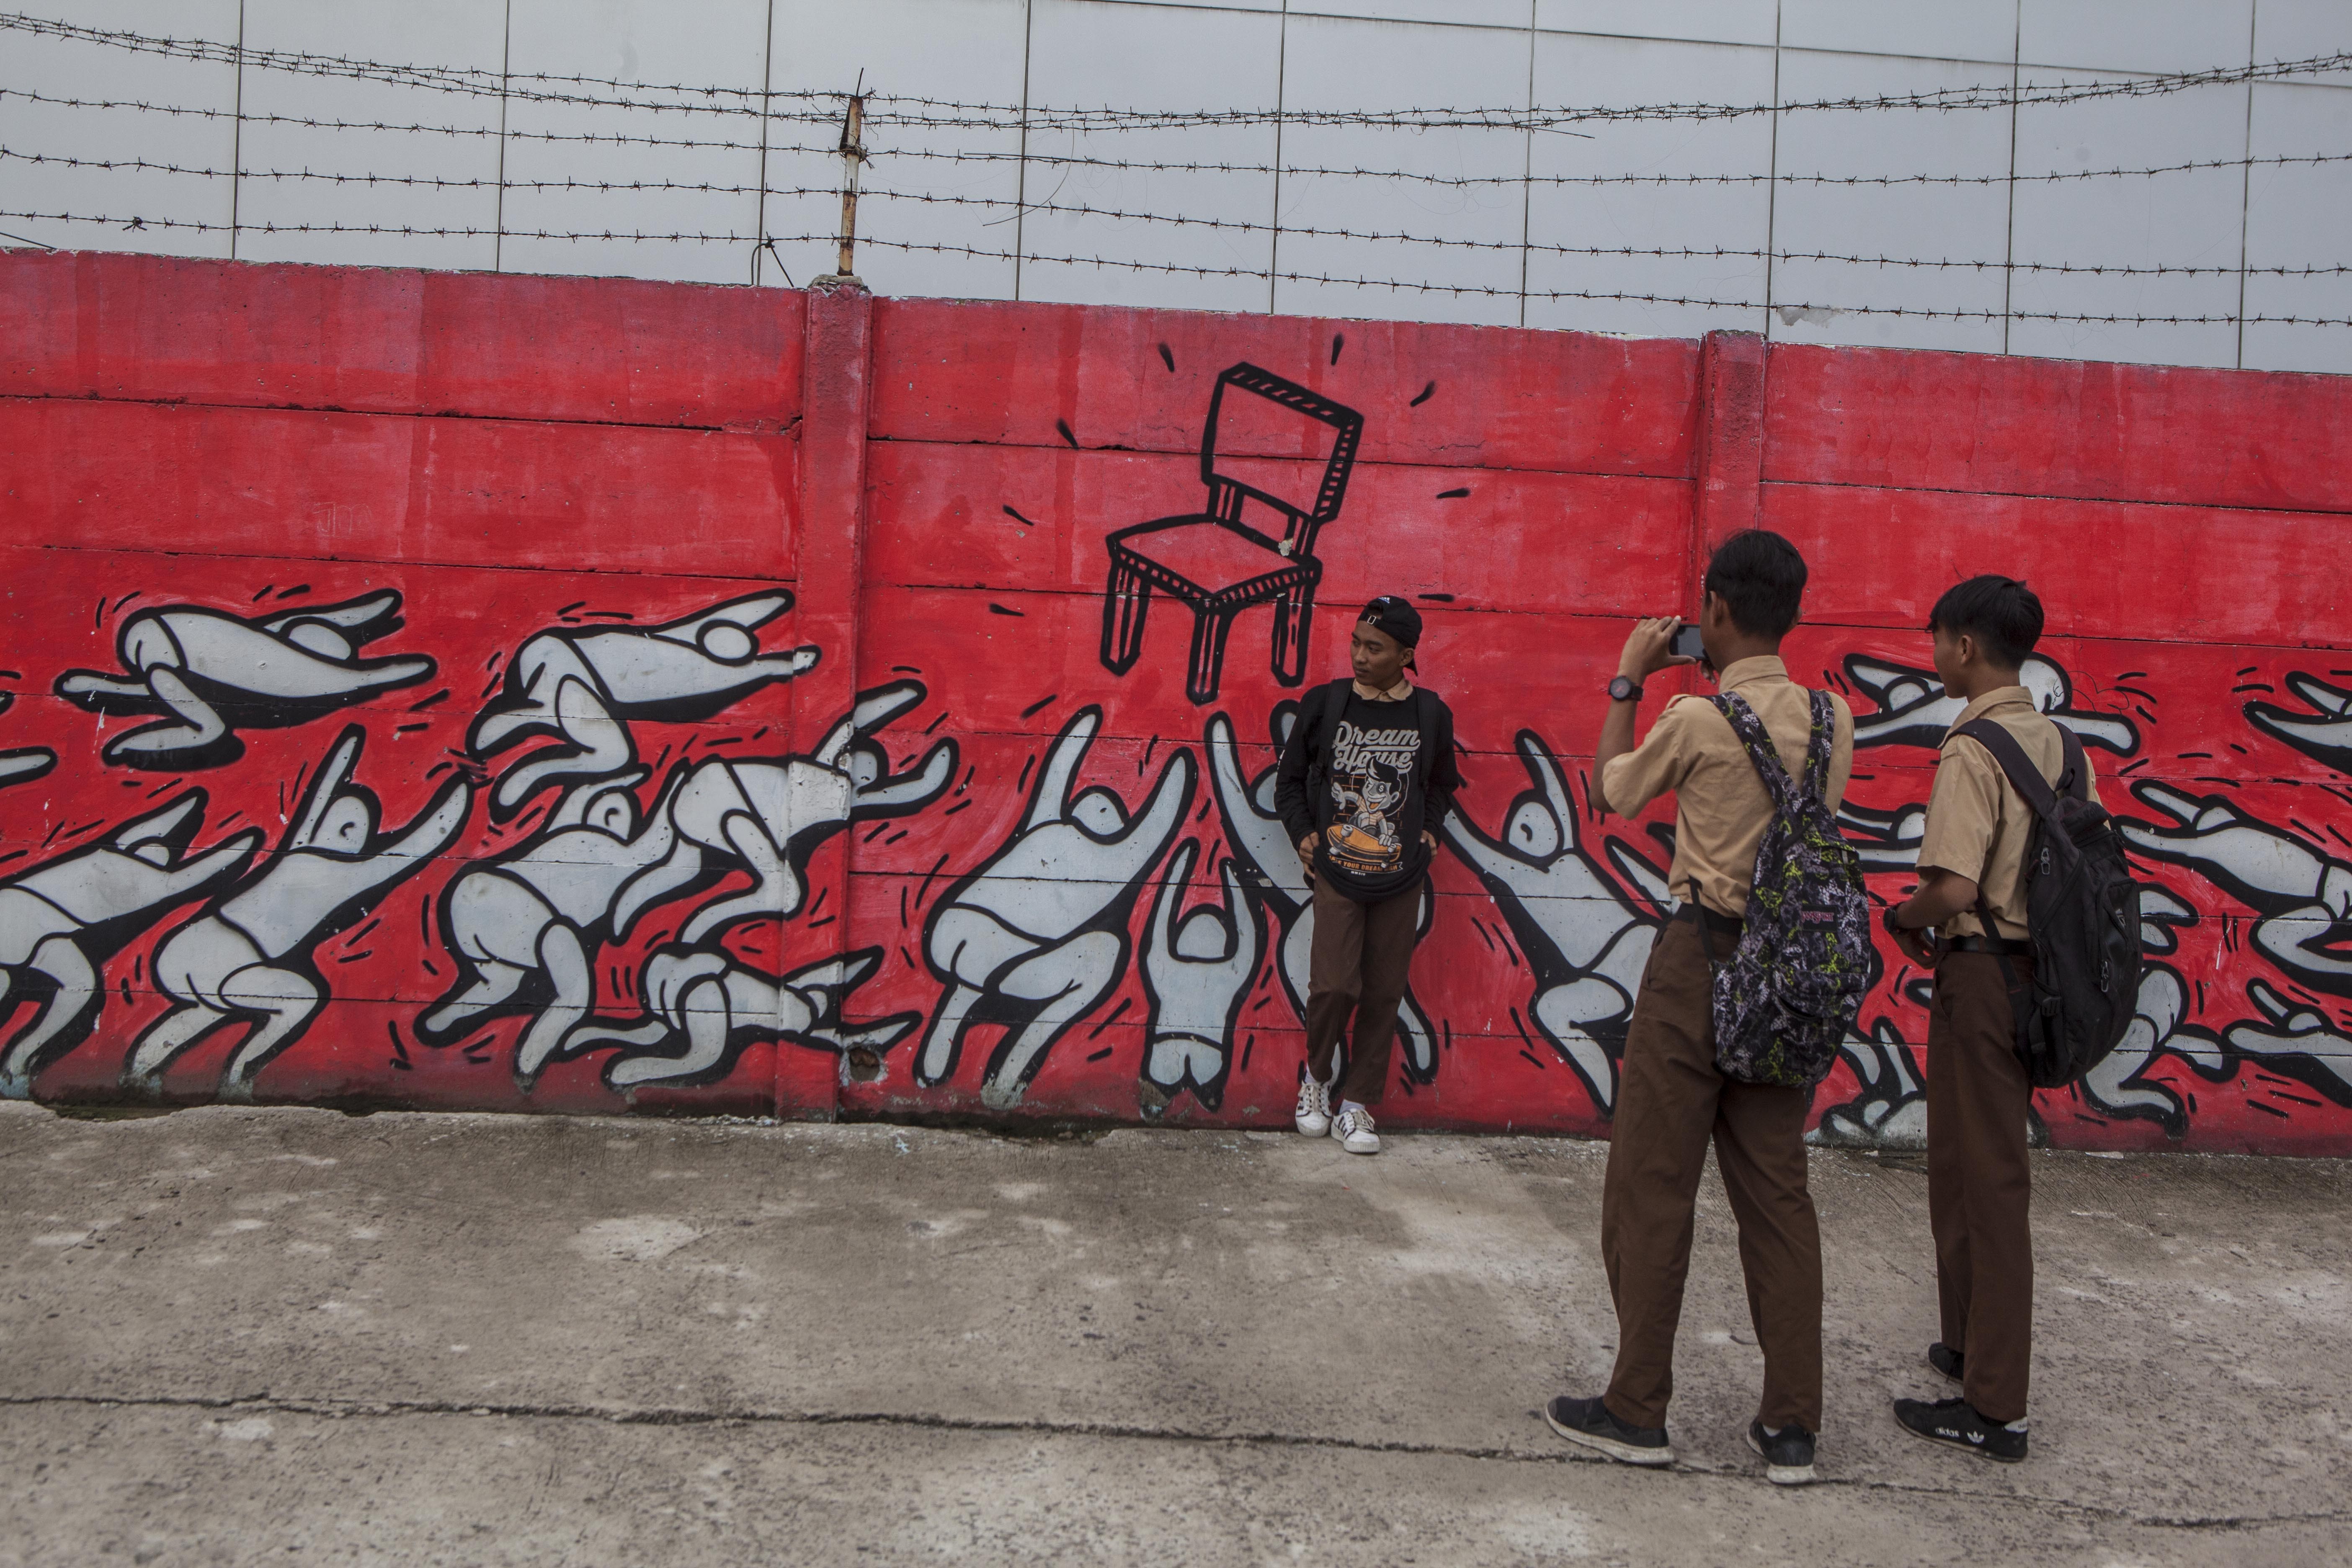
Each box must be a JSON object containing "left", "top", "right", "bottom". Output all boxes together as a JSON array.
[
  {"left": 3, "top": 0, "right": 2349, "bottom": 371},
  {"left": 1017, "top": 0, "right": 1283, "bottom": 315},
  {"left": 1768, "top": 48, "right": 2015, "bottom": 355}
]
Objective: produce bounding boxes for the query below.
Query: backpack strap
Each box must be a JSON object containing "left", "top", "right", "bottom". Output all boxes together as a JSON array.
[
  {"left": 1306, "top": 677, "right": 1352, "bottom": 755},
  {"left": 1952, "top": 719, "right": 2060, "bottom": 820},
  {"left": 1709, "top": 693, "right": 1797, "bottom": 810},
  {"left": 2054, "top": 725, "right": 2091, "bottom": 803},
  {"left": 1800, "top": 688, "right": 1836, "bottom": 802}
]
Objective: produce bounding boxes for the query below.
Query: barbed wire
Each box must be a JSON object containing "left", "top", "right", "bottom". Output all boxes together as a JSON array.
[
  {"left": 0, "top": 147, "right": 837, "bottom": 200},
  {"left": 902, "top": 144, "right": 2352, "bottom": 191},
  {"left": 0, "top": 87, "right": 800, "bottom": 154},
  {"left": 8, "top": 14, "right": 2351, "bottom": 336},
  {"left": 0, "top": 10, "right": 844, "bottom": 120},
  {"left": 10, "top": 149, "right": 2338, "bottom": 281},
  {"left": 8, "top": 11, "right": 2348, "bottom": 133},
  {"left": 864, "top": 51, "right": 2352, "bottom": 132},
  {"left": 13, "top": 86, "right": 2352, "bottom": 196},
  {"left": 9, "top": 208, "right": 2351, "bottom": 329}
]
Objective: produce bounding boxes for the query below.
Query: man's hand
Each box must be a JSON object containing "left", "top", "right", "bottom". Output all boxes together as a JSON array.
[
  {"left": 1888, "top": 920, "right": 1936, "bottom": 968},
  {"left": 1421, "top": 830, "right": 1436, "bottom": 851},
  {"left": 1297, "top": 834, "right": 1316, "bottom": 864},
  {"left": 1618, "top": 616, "right": 1694, "bottom": 683}
]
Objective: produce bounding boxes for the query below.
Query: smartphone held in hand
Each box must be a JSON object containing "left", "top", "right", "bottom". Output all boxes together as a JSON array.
[{"left": 1669, "top": 623, "right": 1704, "bottom": 662}]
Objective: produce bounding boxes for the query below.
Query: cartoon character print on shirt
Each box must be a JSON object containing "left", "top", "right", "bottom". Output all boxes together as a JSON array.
[{"left": 1324, "top": 715, "right": 1420, "bottom": 879}]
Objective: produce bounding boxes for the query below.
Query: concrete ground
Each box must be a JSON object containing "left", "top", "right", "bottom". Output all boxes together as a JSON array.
[{"left": 0, "top": 1103, "right": 2345, "bottom": 1568}]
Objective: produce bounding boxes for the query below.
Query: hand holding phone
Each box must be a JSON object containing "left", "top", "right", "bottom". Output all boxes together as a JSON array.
[{"left": 1669, "top": 623, "right": 1704, "bottom": 663}]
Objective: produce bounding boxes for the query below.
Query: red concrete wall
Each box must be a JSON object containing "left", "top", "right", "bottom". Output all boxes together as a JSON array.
[{"left": 3, "top": 250, "right": 2347, "bottom": 1153}]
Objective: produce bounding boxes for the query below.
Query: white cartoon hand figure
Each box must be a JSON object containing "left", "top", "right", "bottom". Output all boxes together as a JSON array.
[
  {"left": 0, "top": 691, "right": 56, "bottom": 791},
  {"left": 2080, "top": 959, "right": 2226, "bottom": 1135},
  {"left": 2226, "top": 980, "right": 2352, "bottom": 1105},
  {"left": 1139, "top": 840, "right": 1264, "bottom": 1112},
  {"left": 1810, "top": 1019, "right": 1927, "bottom": 1148},
  {"left": 1438, "top": 729, "right": 1661, "bottom": 1114},
  {"left": 917, "top": 707, "right": 1192, "bottom": 1109},
  {"left": 1835, "top": 799, "right": 1927, "bottom": 873},
  {"left": 2245, "top": 671, "right": 2352, "bottom": 774},
  {"left": 2121, "top": 781, "right": 2352, "bottom": 995}
]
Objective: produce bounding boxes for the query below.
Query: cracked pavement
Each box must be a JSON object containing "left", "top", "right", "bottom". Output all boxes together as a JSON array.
[{"left": 0, "top": 1103, "right": 2345, "bottom": 1566}]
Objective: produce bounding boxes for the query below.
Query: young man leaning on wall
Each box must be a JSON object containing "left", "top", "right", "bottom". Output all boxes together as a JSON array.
[
  {"left": 1880, "top": 576, "right": 2104, "bottom": 1464},
  {"left": 1545, "top": 529, "right": 1855, "bottom": 1487},
  {"left": 1275, "top": 597, "right": 1461, "bottom": 1157}
]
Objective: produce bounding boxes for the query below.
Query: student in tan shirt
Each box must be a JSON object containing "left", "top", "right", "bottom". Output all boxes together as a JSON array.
[
  {"left": 1882, "top": 575, "right": 2096, "bottom": 1464},
  {"left": 1544, "top": 530, "right": 1854, "bottom": 1488}
]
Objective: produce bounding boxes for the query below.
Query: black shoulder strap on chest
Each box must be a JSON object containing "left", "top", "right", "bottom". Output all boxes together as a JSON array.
[
  {"left": 1953, "top": 719, "right": 2088, "bottom": 817},
  {"left": 1303, "top": 678, "right": 1352, "bottom": 760}
]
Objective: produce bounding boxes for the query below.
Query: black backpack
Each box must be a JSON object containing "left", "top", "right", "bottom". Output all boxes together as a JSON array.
[{"left": 1952, "top": 720, "right": 2142, "bottom": 1088}]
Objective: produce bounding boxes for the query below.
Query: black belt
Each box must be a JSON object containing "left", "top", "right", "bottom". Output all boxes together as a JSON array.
[
  {"left": 1673, "top": 902, "right": 1743, "bottom": 936},
  {"left": 1945, "top": 935, "right": 2030, "bottom": 956}
]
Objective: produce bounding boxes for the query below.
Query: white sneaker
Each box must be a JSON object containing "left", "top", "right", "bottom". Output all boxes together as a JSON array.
[
  {"left": 1293, "top": 1075, "right": 1332, "bottom": 1137},
  {"left": 1331, "top": 1106, "right": 1380, "bottom": 1155}
]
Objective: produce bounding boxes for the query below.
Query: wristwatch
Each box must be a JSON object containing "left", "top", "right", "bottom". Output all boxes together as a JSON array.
[
  {"left": 1607, "top": 675, "right": 1644, "bottom": 702},
  {"left": 1881, "top": 904, "right": 1911, "bottom": 938}
]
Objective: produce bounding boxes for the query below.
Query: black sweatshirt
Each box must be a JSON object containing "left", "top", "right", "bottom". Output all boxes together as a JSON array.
[{"left": 1274, "top": 678, "right": 1462, "bottom": 903}]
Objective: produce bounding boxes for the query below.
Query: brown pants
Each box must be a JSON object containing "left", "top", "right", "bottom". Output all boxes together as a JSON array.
[
  {"left": 1302, "top": 876, "right": 1419, "bottom": 1105},
  {"left": 1601, "top": 913, "right": 1823, "bottom": 1433},
  {"left": 1927, "top": 950, "right": 2034, "bottom": 1424}
]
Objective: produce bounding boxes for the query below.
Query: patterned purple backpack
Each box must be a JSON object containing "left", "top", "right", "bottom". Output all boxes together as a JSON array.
[{"left": 1707, "top": 690, "right": 1872, "bottom": 1088}]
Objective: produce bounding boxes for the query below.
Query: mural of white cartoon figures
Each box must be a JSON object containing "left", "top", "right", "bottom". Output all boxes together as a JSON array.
[
  {"left": 1437, "top": 729, "right": 1669, "bottom": 1115},
  {"left": 1137, "top": 839, "right": 1264, "bottom": 1113},
  {"left": 53, "top": 592, "right": 436, "bottom": 771},
  {"left": 128, "top": 727, "right": 472, "bottom": 1099},
  {"left": 5, "top": 267, "right": 2352, "bottom": 1156},
  {"left": 420, "top": 766, "right": 685, "bottom": 1086},
  {"left": 1205, "top": 707, "right": 1442, "bottom": 1086},
  {"left": 566, "top": 947, "right": 918, "bottom": 1089},
  {"left": 607, "top": 681, "right": 957, "bottom": 946},
  {"left": 469, "top": 591, "right": 820, "bottom": 822},
  {"left": 0, "top": 794, "right": 263, "bottom": 1097},
  {"left": 916, "top": 706, "right": 1193, "bottom": 1109}
]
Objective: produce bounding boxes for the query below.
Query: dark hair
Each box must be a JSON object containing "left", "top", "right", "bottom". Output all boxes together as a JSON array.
[
  {"left": 1929, "top": 575, "right": 2044, "bottom": 669},
  {"left": 1702, "top": 529, "right": 1808, "bottom": 639}
]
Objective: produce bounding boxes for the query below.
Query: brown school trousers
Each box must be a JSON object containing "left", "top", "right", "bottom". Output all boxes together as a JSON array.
[
  {"left": 1302, "top": 875, "right": 1420, "bottom": 1105},
  {"left": 1601, "top": 910, "right": 1823, "bottom": 1434},
  {"left": 1926, "top": 950, "right": 2035, "bottom": 1424}
]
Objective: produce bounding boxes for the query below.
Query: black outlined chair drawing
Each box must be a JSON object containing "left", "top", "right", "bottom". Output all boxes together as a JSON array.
[{"left": 1100, "top": 363, "right": 1365, "bottom": 705}]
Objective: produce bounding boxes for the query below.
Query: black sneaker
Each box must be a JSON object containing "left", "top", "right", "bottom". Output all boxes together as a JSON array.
[
  {"left": 1926, "top": 1342, "right": 1964, "bottom": 1385},
  {"left": 1745, "top": 1419, "right": 1816, "bottom": 1485},
  {"left": 1544, "top": 1394, "right": 1674, "bottom": 1467},
  {"left": 1893, "top": 1396, "right": 2027, "bottom": 1462}
]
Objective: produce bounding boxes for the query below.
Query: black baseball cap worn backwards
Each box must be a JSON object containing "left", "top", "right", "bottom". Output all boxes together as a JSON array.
[{"left": 1359, "top": 596, "right": 1423, "bottom": 648}]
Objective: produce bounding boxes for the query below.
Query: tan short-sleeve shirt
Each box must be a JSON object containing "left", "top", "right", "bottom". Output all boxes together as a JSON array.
[
  {"left": 1599, "top": 655, "right": 1856, "bottom": 918},
  {"left": 1915, "top": 686, "right": 2105, "bottom": 939}
]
